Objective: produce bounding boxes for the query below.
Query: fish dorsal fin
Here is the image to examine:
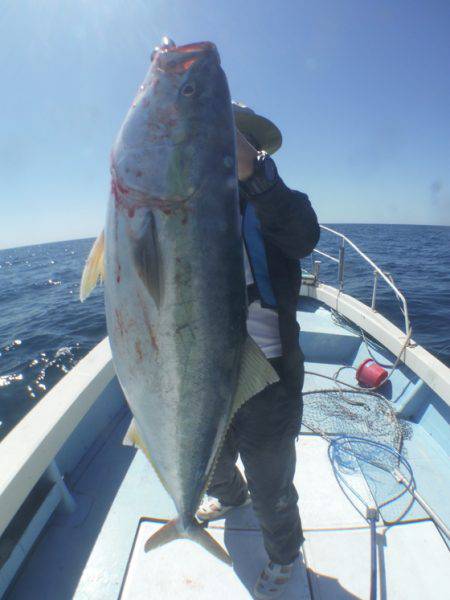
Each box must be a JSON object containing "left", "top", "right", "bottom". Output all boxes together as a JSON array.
[
  {"left": 231, "top": 335, "right": 279, "bottom": 417},
  {"left": 202, "top": 336, "right": 279, "bottom": 496},
  {"left": 124, "top": 338, "right": 278, "bottom": 509},
  {"left": 80, "top": 230, "right": 105, "bottom": 302}
]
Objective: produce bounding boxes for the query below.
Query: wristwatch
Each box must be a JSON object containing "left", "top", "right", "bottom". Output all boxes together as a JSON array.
[{"left": 239, "top": 152, "right": 279, "bottom": 196}]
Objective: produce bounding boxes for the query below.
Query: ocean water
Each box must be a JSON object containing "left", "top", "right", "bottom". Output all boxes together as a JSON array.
[
  {"left": 0, "top": 224, "right": 449, "bottom": 440},
  {"left": 0, "top": 238, "right": 106, "bottom": 440}
]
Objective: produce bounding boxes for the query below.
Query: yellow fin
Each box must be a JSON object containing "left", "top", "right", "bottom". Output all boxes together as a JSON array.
[
  {"left": 144, "top": 518, "right": 232, "bottom": 565},
  {"left": 122, "top": 418, "right": 139, "bottom": 446},
  {"left": 123, "top": 418, "right": 172, "bottom": 494},
  {"left": 125, "top": 338, "right": 278, "bottom": 533},
  {"left": 122, "top": 419, "right": 151, "bottom": 461},
  {"left": 231, "top": 335, "right": 279, "bottom": 416},
  {"left": 203, "top": 336, "right": 279, "bottom": 495},
  {"left": 79, "top": 230, "right": 105, "bottom": 302}
]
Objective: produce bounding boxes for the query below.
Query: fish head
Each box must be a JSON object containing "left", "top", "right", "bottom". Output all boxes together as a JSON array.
[{"left": 111, "top": 40, "right": 236, "bottom": 213}]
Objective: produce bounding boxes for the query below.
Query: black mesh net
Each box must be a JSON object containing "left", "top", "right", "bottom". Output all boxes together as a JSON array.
[{"left": 303, "top": 388, "right": 403, "bottom": 450}]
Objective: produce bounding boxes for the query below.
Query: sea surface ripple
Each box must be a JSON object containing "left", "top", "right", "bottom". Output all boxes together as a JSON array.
[{"left": 0, "top": 224, "right": 449, "bottom": 440}]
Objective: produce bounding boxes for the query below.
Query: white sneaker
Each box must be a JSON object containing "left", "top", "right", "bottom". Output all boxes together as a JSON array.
[
  {"left": 195, "top": 494, "right": 251, "bottom": 522},
  {"left": 253, "top": 560, "right": 295, "bottom": 599}
]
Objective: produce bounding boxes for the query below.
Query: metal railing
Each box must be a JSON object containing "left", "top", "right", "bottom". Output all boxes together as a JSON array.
[{"left": 311, "top": 225, "right": 412, "bottom": 336}]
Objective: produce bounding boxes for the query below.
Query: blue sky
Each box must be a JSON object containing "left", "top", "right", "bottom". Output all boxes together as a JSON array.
[{"left": 1, "top": 0, "right": 449, "bottom": 249}]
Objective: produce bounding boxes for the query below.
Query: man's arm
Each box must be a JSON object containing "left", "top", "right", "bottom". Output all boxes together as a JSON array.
[
  {"left": 250, "top": 180, "right": 320, "bottom": 261},
  {"left": 236, "top": 129, "right": 320, "bottom": 260}
]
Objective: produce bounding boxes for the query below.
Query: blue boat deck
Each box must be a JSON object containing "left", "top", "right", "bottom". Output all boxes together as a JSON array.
[{"left": 5, "top": 298, "right": 450, "bottom": 599}]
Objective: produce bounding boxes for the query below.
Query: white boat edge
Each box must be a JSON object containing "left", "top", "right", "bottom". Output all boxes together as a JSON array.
[
  {"left": 1, "top": 224, "right": 449, "bottom": 597},
  {"left": 1, "top": 280, "right": 449, "bottom": 546}
]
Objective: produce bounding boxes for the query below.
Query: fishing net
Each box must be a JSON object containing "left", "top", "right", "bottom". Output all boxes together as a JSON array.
[
  {"left": 302, "top": 387, "right": 415, "bottom": 524},
  {"left": 302, "top": 388, "right": 404, "bottom": 451},
  {"left": 329, "top": 436, "right": 415, "bottom": 525}
]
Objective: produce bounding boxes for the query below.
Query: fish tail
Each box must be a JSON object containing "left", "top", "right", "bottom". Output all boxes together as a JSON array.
[{"left": 144, "top": 518, "right": 232, "bottom": 565}]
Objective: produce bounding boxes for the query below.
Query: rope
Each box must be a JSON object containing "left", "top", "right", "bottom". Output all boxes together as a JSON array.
[
  {"left": 305, "top": 311, "right": 413, "bottom": 393},
  {"left": 329, "top": 308, "right": 413, "bottom": 389},
  {"left": 300, "top": 307, "right": 424, "bottom": 599}
]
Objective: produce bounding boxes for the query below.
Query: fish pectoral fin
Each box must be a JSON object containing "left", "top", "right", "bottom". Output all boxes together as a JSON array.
[
  {"left": 133, "top": 211, "right": 163, "bottom": 308},
  {"left": 232, "top": 336, "right": 279, "bottom": 415},
  {"left": 145, "top": 518, "right": 232, "bottom": 565},
  {"left": 79, "top": 230, "right": 105, "bottom": 302}
]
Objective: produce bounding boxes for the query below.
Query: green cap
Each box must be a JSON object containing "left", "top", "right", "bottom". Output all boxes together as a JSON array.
[{"left": 232, "top": 101, "right": 282, "bottom": 155}]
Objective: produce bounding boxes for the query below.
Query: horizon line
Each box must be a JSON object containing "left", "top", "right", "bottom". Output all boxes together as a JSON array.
[{"left": 1, "top": 222, "right": 449, "bottom": 252}]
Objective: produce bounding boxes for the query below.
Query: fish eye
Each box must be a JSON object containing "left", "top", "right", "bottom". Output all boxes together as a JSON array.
[{"left": 181, "top": 83, "right": 195, "bottom": 97}]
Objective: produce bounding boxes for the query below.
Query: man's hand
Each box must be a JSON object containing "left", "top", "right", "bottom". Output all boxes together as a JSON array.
[{"left": 235, "top": 128, "right": 258, "bottom": 181}]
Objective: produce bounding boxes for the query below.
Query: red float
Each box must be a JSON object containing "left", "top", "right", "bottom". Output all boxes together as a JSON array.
[{"left": 356, "top": 358, "right": 388, "bottom": 388}]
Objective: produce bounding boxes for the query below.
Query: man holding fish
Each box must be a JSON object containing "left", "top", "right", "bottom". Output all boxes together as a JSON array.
[
  {"left": 196, "top": 101, "right": 319, "bottom": 598},
  {"left": 81, "top": 37, "right": 319, "bottom": 599}
]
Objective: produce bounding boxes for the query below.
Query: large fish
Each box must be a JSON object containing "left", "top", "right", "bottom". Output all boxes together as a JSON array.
[{"left": 80, "top": 39, "right": 277, "bottom": 563}]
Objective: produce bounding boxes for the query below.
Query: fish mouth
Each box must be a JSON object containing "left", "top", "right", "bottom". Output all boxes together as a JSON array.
[
  {"left": 154, "top": 41, "right": 219, "bottom": 73},
  {"left": 166, "top": 41, "right": 217, "bottom": 55}
]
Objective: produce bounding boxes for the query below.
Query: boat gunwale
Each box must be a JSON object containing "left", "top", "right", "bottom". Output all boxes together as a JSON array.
[
  {"left": 300, "top": 281, "right": 450, "bottom": 403},
  {"left": 0, "top": 338, "right": 114, "bottom": 540},
  {"left": 0, "top": 282, "right": 449, "bottom": 548}
]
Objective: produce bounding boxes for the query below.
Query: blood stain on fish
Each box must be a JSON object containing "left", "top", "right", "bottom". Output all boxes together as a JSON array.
[
  {"left": 115, "top": 309, "right": 125, "bottom": 337},
  {"left": 149, "top": 326, "right": 159, "bottom": 352},
  {"left": 138, "top": 292, "right": 160, "bottom": 352},
  {"left": 111, "top": 173, "right": 130, "bottom": 204},
  {"left": 135, "top": 340, "right": 144, "bottom": 361}
]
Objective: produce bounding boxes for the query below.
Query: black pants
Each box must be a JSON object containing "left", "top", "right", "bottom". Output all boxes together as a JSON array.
[{"left": 207, "top": 358, "right": 304, "bottom": 565}]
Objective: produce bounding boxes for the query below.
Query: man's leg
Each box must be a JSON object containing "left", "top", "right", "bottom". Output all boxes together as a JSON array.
[
  {"left": 205, "top": 425, "right": 248, "bottom": 507},
  {"left": 236, "top": 381, "right": 304, "bottom": 565}
]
